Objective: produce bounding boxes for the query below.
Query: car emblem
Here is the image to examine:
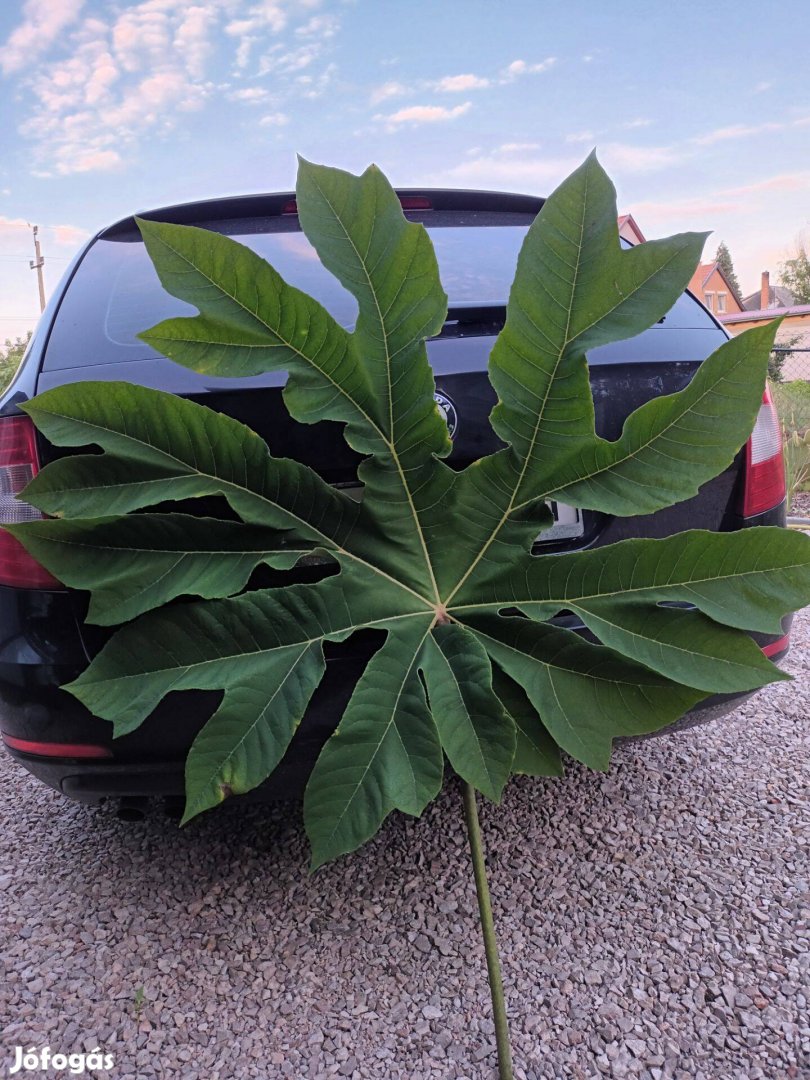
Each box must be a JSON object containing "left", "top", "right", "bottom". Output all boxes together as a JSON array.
[{"left": 434, "top": 390, "right": 458, "bottom": 439}]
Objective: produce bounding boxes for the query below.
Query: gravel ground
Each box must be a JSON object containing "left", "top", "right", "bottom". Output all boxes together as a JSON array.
[{"left": 1, "top": 612, "right": 808, "bottom": 1080}]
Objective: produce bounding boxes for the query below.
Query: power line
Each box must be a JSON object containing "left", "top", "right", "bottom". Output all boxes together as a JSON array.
[{"left": 0, "top": 254, "right": 69, "bottom": 260}]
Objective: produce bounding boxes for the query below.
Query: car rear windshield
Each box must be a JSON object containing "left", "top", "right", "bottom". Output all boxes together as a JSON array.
[
  {"left": 42, "top": 210, "right": 716, "bottom": 371},
  {"left": 43, "top": 211, "right": 540, "bottom": 370}
]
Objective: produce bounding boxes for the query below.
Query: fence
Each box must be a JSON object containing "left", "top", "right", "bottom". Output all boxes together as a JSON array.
[
  {"left": 771, "top": 352, "right": 810, "bottom": 516},
  {"left": 771, "top": 347, "right": 810, "bottom": 384}
]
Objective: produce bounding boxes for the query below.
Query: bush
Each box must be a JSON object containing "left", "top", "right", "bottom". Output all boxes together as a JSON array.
[{"left": 774, "top": 380, "right": 810, "bottom": 503}]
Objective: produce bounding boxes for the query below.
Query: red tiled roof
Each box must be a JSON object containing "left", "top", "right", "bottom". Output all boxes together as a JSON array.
[
  {"left": 691, "top": 262, "right": 717, "bottom": 289},
  {"left": 617, "top": 214, "right": 646, "bottom": 243}
]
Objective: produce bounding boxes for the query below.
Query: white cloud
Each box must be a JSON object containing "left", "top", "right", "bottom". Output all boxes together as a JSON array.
[
  {"left": 623, "top": 118, "right": 652, "bottom": 129},
  {"left": 693, "top": 122, "right": 783, "bottom": 146},
  {"left": 228, "top": 86, "right": 271, "bottom": 103},
  {"left": 258, "top": 42, "right": 320, "bottom": 75},
  {"left": 174, "top": 5, "right": 217, "bottom": 79},
  {"left": 722, "top": 171, "right": 810, "bottom": 197},
  {"left": 691, "top": 115, "right": 810, "bottom": 147},
  {"left": 0, "top": 0, "right": 84, "bottom": 75},
  {"left": 433, "top": 73, "right": 489, "bottom": 93},
  {"left": 370, "top": 80, "right": 408, "bottom": 105},
  {"left": 50, "top": 222, "right": 91, "bottom": 246},
  {"left": 565, "top": 131, "right": 595, "bottom": 144},
  {"left": 63, "top": 148, "right": 123, "bottom": 173},
  {"left": 439, "top": 138, "right": 681, "bottom": 191},
  {"left": 498, "top": 142, "right": 541, "bottom": 153},
  {"left": 599, "top": 142, "right": 683, "bottom": 172},
  {"left": 295, "top": 62, "right": 336, "bottom": 100},
  {"left": 84, "top": 50, "right": 119, "bottom": 106},
  {"left": 437, "top": 154, "right": 580, "bottom": 191},
  {"left": 225, "top": 2, "right": 288, "bottom": 40},
  {"left": 259, "top": 111, "right": 289, "bottom": 127},
  {"left": 3, "top": 0, "right": 340, "bottom": 175},
  {"left": 225, "top": 0, "right": 325, "bottom": 70},
  {"left": 6, "top": 0, "right": 217, "bottom": 175},
  {"left": 378, "top": 102, "right": 472, "bottom": 128},
  {"left": 501, "top": 57, "right": 556, "bottom": 82},
  {"left": 295, "top": 14, "right": 339, "bottom": 38},
  {"left": 629, "top": 195, "right": 743, "bottom": 220},
  {"left": 0, "top": 214, "right": 89, "bottom": 248},
  {"left": 753, "top": 81, "right": 772, "bottom": 93}
]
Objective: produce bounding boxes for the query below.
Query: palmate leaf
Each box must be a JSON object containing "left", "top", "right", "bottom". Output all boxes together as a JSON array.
[
  {"left": 455, "top": 528, "right": 810, "bottom": 693},
  {"left": 305, "top": 616, "right": 442, "bottom": 868},
  {"left": 10, "top": 152, "right": 810, "bottom": 869},
  {"left": 421, "top": 623, "right": 515, "bottom": 803},
  {"left": 6, "top": 514, "right": 312, "bottom": 625},
  {"left": 491, "top": 669, "right": 562, "bottom": 779},
  {"left": 136, "top": 160, "right": 455, "bottom": 599}
]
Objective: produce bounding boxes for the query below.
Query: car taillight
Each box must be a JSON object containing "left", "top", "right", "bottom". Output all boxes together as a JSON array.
[
  {"left": 740, "top": 385, "right": 786, "bottom": 517},
  {"left": 398, "top": 195, "right": 433, "bottom": 210},
  {"left": 761, "top": 632, "right": 790, "bottom": 658},
  {"left": 1, "top": 734, "right": 112, "bottom": 759},
  {"left": 0, "top": 415, "right": 60, "bottom": 588}
]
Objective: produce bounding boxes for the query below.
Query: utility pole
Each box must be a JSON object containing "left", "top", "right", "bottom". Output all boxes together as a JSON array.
[{"left": 29, "top": 225, "right": 46, "bottom": 314}]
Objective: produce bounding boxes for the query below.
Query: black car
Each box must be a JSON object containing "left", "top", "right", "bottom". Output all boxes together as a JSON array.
[{"left": 0, "top": 189, "right": 791, "bottom": 816}]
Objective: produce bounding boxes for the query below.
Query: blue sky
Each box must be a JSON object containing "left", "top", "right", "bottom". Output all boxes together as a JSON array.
[{"left": 1, "top": 0, "right": 809, "bottom": 343}]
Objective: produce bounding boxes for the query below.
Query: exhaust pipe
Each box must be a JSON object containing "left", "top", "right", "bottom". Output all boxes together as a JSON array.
[{"left": 116, "top": 796, "right": 148, "bottom": 822}]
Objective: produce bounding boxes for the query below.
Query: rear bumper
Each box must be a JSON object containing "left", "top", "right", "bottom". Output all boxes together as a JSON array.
[
  {"left": 2, "top": 637, "right": 792, "bottom": 806},
  {"left": 0, "top": 501, "right": 794, "bottom": 808}
]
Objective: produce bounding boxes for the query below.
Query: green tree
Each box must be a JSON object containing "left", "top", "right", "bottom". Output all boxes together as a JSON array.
[
  {"left": 0, "top": 331, "right": 32, "bottom": 392},
  {"left": 715, "top": 241, "right": 741, "bottom": 300},
  {"left": 779, "top": 240, "right": 810, "bottom": 303}
]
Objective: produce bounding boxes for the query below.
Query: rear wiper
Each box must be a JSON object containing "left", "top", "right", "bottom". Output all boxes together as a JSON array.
[{"left": 444, "top": 303, "right": 506, "bottom": 325}]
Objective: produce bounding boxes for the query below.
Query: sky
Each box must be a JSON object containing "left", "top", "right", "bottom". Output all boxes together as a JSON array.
[{"left": 1, "top": 0, "right": 809, "bottom": 344}]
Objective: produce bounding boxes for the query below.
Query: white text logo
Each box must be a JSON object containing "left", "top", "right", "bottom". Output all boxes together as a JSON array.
[{"left": 8, "top": 1046, "right": 114, "bottom": 1075}]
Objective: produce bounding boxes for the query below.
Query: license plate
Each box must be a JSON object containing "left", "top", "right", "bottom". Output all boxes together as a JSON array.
[{"left": 536, "top": 501, "right": 584, "bottom": 543}]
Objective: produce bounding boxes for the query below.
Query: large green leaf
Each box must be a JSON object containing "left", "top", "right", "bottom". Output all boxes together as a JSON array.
[
  {"left": 181, "top": 645, "right": 325, "bottom": 824},
  {"left": 296, "top": 160, "right": 457, "bottom": 598},
  {"left": 304, "top": 617, "right": 442, "bottom": 868},
  {"left": 5, "top": 514, "right": 311, "bottom": 624},
  {"left": 487, "top": 152, "right": 707, "bottom": 467},
  {"left": 546, "top": 320, "right": 781, "bottom": 515},
  {"left": 455, "top": 528, "right": 810, "bottom": 692},
  {"left": 420, "top": 623, "right": 515, "bottom": 802},
  {"left": 463, "top": 615, "right": 704, "bottom": 769},
  {"left": 65, "top": 571, "right": 427, "bottom": 736},
  {"left": 491, "top": 668, "right": 562, "bottom": 778},
  {"left": 136, "top": 219, "right": 383, "bottom": 454},
  {"left": 296, "top": 159, "right": 450, "bottom": 469},
  {"left": 21, "top": 381, "right": 357, "bottom": 538},
  {"left": 434, "top": 152, "right": 709, "bottom": 596},
  {"left": 10, "top": 152, "right": 810, "bottom": 867},
  {"left": 136, "top": 161, "right": 457, "bottom": 600}
]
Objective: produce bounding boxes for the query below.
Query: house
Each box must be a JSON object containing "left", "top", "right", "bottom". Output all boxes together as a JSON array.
[
  {"left": 719, "top": 270, "right": 810, "bottom": 381},
  {"left": 687, "top": 262, "right": 744, "bottom": 316},
  {"left": 617, "top": 214, "right": 645, "bottom": 245},
  {"left": 741, "top": 271, "right": 796, "bottom": 311}
]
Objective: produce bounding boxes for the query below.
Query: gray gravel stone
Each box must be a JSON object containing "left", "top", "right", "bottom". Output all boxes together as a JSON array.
[{"left": 0, "top": 608, "right": 807, "bottom": 1080}]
